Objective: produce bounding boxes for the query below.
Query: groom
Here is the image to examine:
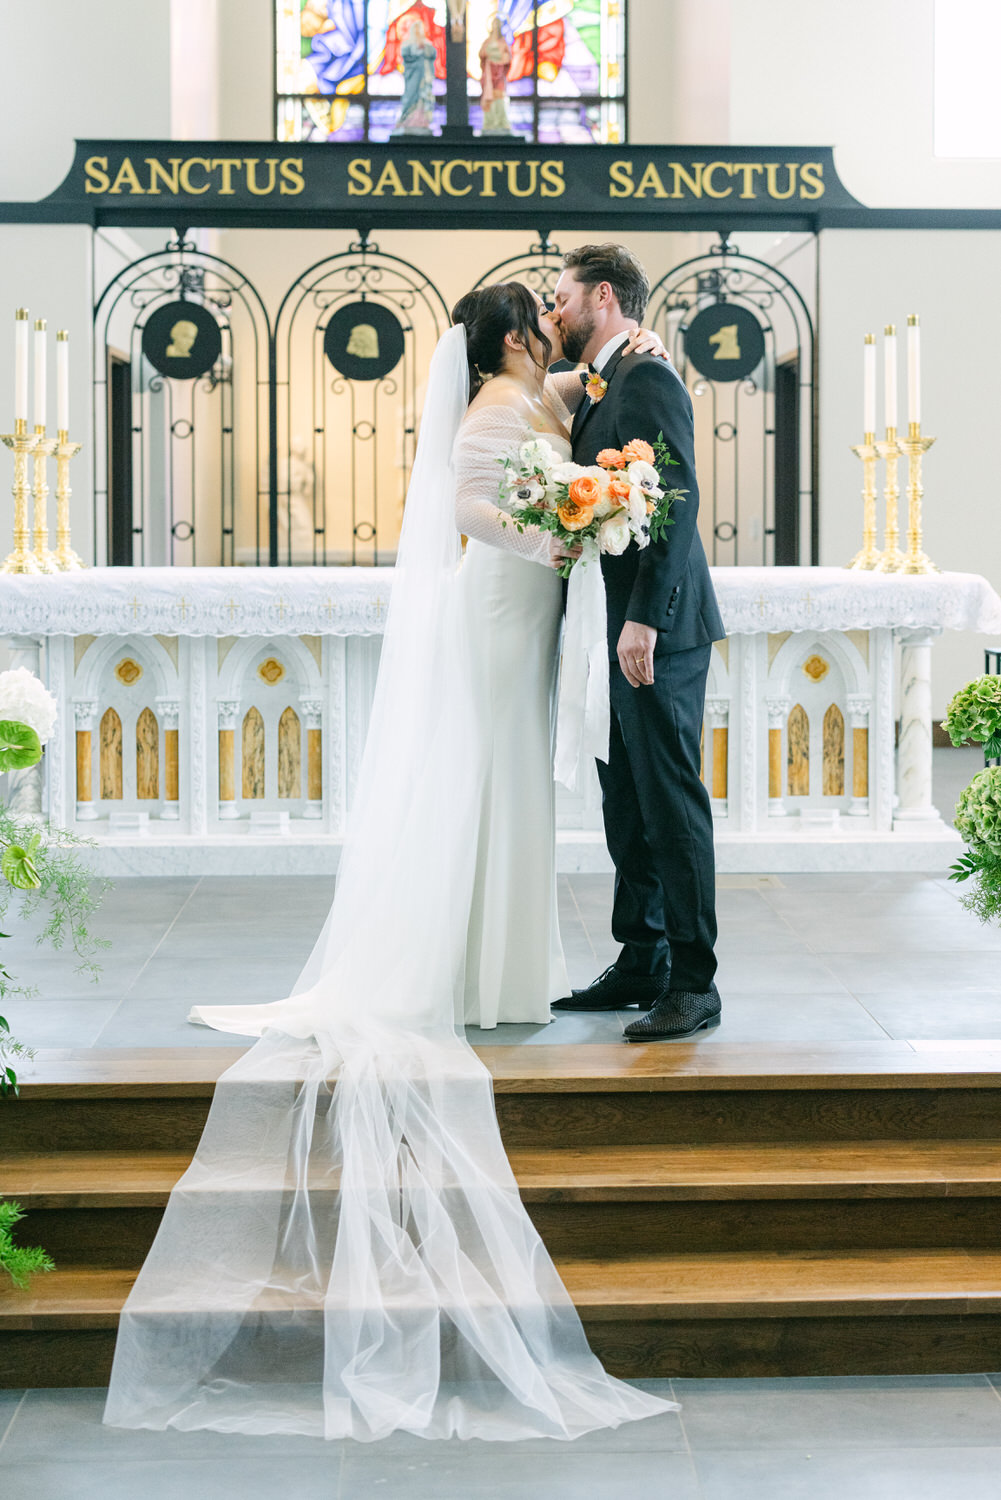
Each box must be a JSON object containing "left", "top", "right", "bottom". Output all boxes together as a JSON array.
[{"left": 551, "top": 244, "right": 725, "bottom": 1041}]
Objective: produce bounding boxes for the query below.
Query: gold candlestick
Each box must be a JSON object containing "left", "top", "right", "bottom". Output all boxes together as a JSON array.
[
  {"left": 1, "top": 418, "right": 42, "bottom": 574},
  {"left": 846, "top": 432, "right": 881, "bottom": 569},
  {"left": 899, "top": 421, "right": 939, "bottom": 575},
  {"left": 53, "top": 430, "right": 85, "bottom": 571},
  {"left": 874, "top": 426, "right": 905, "bottom": 573},
  {"left": 30, "top": 425, "right": 58, "bottom": 572}
]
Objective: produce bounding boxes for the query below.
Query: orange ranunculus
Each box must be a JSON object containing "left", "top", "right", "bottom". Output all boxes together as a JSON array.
[
  {"left": 595, "top": 448, "right": 623, "bottom": 469},
  {"left": 557, "top": 499, "right": 594, "bottom": 532},
  {"left": 621, "top": 438, "right": 656, "bottom": 464},
  {"left": 608, "top": 476, "right": 632, "bottom": 500},
  {"left": 568, "top": 474, "right": 602, "bottom": 507}
]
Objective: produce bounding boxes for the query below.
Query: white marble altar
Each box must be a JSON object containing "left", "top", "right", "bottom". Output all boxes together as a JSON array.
[{"left": 3, "top": 566, "right": 1000, "bottom": 874}]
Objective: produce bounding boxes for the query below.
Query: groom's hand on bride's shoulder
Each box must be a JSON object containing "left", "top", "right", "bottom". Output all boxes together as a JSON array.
[{"left": 618, "top": 621, "right": 657, "bottom": 688}]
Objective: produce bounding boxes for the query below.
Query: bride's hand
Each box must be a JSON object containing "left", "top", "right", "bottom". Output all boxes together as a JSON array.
[
  {"left": 549, "top": 535, "right": 582, "bottom": 570},
  {"left": 626, "top": 327, "right": 671, "bottom": 362}
]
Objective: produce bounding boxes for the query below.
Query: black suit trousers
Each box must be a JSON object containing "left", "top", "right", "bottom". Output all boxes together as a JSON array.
[{"left": 596, "top": 643, "right": 717, "bottom": 993}]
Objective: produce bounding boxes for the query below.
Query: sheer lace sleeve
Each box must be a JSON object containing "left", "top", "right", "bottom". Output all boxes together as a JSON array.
[
  {"left": 545, "top": 370, "right": 586, "bottom": 423},
  {"left": 453, "top": 407, "right": 553, "bottom": 565}
]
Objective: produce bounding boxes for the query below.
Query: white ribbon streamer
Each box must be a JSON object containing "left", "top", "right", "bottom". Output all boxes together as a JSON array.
[{"left": 554, "top": 539, "right": 610, "bottom": 792}]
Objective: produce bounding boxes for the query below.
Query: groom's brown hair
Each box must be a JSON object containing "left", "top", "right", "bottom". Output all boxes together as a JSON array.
[{"left": 561, "top": 244, "right": 650, "bottom": 321}]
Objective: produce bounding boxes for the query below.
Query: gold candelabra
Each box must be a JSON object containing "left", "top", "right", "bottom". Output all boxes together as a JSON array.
[
  {"left": 846, "top": 432, "right": 880, "bottom": 570},
  {"left": 30, "top": 425, "right": 58, "bottom": 572},
  {"left": 899, "top": 421, "right": 939, "bottom": 575},
  {"left": 1, "top": 419, "right": 42, "bottom": 574},
  {"left": 52, "top": 431, "right": 85, "bottom": 570},
  {"left": 874, "top": 426, "right": 905, "bottom": 573}
]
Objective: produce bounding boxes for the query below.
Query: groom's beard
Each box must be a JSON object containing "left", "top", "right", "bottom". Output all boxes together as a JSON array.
[{"left": 559, "top": 312, "right": 597, "bottom": 367}]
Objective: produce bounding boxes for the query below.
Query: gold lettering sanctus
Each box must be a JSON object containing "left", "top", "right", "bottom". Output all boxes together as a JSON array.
[
  {"left": 373, "top": 160, "right": 408, "bottom": 196},
  {"left": 799, "top": 162, "right": 825, "bottom": 198},
  {"left": 634, "top": 162, "right": 670, "bottom": 199},
  {"left": 472, "top": 160, "right": 505, "bottom": 196},
  {"left": 765, "top": 162, "right": 798, "bottom": 199},
  {"left": 608, "top": 160, "right": 634, "bottom": 198},
  {"left": 505, "top": 160, "right": 538, "bottom": 197},
  {"left": 280, "top": 159, "right": 305, "bottom": 194},
  {"left": 671, "top": 161, "right": 704, "bottom": 198},
  {"left": 409, "top": 159, "right": 443, "bottom": 195},
  {"left": 179, "top": 157, "right": 213, "bottom": 194},
  {"left": 84, "top": 156, "right": 110, "bottom": 193},
  {"left": 442, "top": 159, "right": 473, "bottom": 195},
  {"left": 109, "top": 157, "right": 145, "bottom": 195},
  {"left": 733, "top": 162, "right": 763, "bottom": 199},
  {"left": 540, "top": 160, "right": 565, "bottom": 197},
  {"left": 211, "top": 158, "right": 244, "bottom": 194},
  {"left": 145, "top": 158, "right": 181, "bottom": 194},
  {"left": 703, "top": 161, "right": 733, "bottom": 198},
  {"left": 348, "top": 158, "right": 373, "bottom": 195},
  {"left": 244, "top": 158, "right": 278, "bottom": 195}
]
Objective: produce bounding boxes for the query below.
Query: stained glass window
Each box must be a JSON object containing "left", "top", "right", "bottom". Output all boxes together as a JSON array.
[{"left": 275, "top": 2, "right": 627, "bottom": 144}]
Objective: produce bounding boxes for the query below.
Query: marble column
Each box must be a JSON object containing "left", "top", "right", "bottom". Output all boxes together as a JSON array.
[
  {"left": 299, "top": 696, "right": 323, "bottom": 820},
  {"left": 705, "top": 697, "right": 729, "bottom": 818},
  {"left": 765, "top": 696, "right": 791, "bottom": 818},
  {"left": 6, "top": 636, "right": 45, "bottom": 817},
  {"left": 155, "top": 697, "right": 181, "bottom": 820},
  {"left": 894, "top": 626, "right": 944, "bottom": 827},
  {"left": 73, "top": 697, "right": 98, "bottom": 820},
  {"left": 846, "top": 694, "right": 871, "bottom": 818},
  {"left": 216, "top": 699, "right": 240, "bottom": 821}
]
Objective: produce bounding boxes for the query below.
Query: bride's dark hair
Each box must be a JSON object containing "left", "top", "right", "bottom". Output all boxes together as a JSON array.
[{"left": 451, "top": 282, "right": 552, "bottom": 400}]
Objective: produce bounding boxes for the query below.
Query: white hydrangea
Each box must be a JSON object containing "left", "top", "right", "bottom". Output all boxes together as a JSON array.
[
  {"left": 518, "top": 437, "right": 560, "bottom": 479},
  {"left": 0, "top": 668, "right": 58, "bottom": 744}
]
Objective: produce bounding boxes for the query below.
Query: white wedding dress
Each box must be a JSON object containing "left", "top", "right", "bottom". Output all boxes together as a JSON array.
[
  {"left": 455, "top": 408, "right": 573, "bottom": 1026},
  {"left": 103, "top": 329, "right": 675, "bottom": 1442}
]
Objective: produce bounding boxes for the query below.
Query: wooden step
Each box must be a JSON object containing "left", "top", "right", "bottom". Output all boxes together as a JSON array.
[
  {"left": 6, "top": 1250, "right": 1001, "bottom": 1386},
  {"left": 7, "top": 1044, "right": 1001, "bottom": 1151}
]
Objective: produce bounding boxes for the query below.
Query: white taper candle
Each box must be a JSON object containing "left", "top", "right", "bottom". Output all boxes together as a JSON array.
[
  {"left": 884, "top": 323, "right": 897, "bottom": 432},
  {"left": 863, "top": 333, "right": 876, "bottom": 435},
  {"left": 14, "top": 308, "right": 29, "bottom": 425},
  {"left": 56, "top": 330, "right": 69, "bottom": 434},
  {"left": 33, "top": 318, "right": 46, "bottom": 430},
  {"left": 907, "top": 313, "right": 921, "bottom": 427}
]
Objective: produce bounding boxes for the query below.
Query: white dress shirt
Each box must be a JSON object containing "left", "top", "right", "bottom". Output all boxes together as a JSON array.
[{"left": 592, "top": 329, "right": 631, "bottom": 375}]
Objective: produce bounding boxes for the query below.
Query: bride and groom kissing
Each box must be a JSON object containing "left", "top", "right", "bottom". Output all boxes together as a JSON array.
[{"left": 452, "top": 241, "right": 726, "bottom": 1042}]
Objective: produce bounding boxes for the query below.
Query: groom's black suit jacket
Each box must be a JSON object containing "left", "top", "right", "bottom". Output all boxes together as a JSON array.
[{"left": 572, "top": 346, "right": 724, "bottom": 655}]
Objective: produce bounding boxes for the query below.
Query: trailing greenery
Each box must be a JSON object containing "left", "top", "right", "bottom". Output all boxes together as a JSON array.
[
  {"left": 0, "top": 1005, "right": 34, "bottom": 1099},
  {"left": 942, "top": 675, "right": 1001, "bottom": 760},
  {"left": 0, "top": 804, "right": 111, "bottom": 990},
  {"left": 0, "top": 1198, "right": 54, "bottom": 1288}
]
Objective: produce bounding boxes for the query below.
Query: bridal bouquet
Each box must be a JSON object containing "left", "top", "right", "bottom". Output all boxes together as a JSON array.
[{"left": 499, "top": 435, "right": 684, "bottom": 579}]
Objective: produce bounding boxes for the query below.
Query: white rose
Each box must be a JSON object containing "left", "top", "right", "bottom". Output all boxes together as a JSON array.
[
  {"left": 592, "top": 492, "right": 618, "bottom": 520},
  {"left": 0, "top": 667, "right": 58, "bottom": 744},
  {"left": 551, "top": 461, "right": 587, "bottom": 485},
  {"left": 598, "top": 513, "right": 632, "bottom": 556},
  {"left": 627, "top": 459, "right": 662, "bottom": 494}
]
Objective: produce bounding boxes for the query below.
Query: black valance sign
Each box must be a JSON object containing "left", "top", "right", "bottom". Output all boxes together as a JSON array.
[{"left": 25, "top": 140, "right": 868, "bottom": 231}]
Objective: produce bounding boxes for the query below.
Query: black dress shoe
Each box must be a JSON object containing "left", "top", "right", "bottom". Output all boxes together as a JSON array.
[
  {"left": 551, "top": 964, "right": 669, "bottom": 1012},
  {"left": 623, "top": 983, "right": 722, "bottom": 1041}
]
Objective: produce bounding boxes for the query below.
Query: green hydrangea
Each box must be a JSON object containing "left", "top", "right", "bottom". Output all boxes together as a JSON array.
[
  {"left": 942, "top": 675, "right": 1001, "bottom": 756},
  {"left": 955, "top": 768, "right": 1001, "bottom": 856}
]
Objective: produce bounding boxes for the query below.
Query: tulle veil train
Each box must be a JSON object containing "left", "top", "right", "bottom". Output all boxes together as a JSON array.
[{"left": 103, "top": 325, "right": 676, "bottom": 1441}]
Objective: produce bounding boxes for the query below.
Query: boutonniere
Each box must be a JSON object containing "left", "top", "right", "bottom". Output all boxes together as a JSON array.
[{"left": 584, "top": 371, "right": 608, "bottom": 404}]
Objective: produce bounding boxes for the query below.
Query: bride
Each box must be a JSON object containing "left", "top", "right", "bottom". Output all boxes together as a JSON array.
[{"left": 103, "top": 285, "right": 677, "bottom": 1442}]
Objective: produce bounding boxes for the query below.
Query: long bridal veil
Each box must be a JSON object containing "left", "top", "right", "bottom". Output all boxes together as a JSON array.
[{"left": 104, "top": 325, "right": 676, "bottom": 1441}]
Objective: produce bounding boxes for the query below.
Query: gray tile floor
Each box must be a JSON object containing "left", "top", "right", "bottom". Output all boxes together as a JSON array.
[
  {"left": 3, "top": 747, "right": 1000, "bottom": 1495},
  {"left": 4, "top": 1378, "right": 1001, "bottom": 1498}
]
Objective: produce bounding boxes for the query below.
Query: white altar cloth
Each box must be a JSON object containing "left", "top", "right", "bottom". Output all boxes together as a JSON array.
[{"left": 1, "top": 566, "right": 999, "bottom": 640}]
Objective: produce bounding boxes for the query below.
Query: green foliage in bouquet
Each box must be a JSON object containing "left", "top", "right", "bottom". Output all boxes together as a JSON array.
[
  {"left": 942, "top": 675, "right": 1001, "bottom": 760},
  {"left": 949, "top": 766, "right": 1001, "bottom": 924},
  {"left": 0, "top": 1198, "right": 54, "bottom": 1288}
]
